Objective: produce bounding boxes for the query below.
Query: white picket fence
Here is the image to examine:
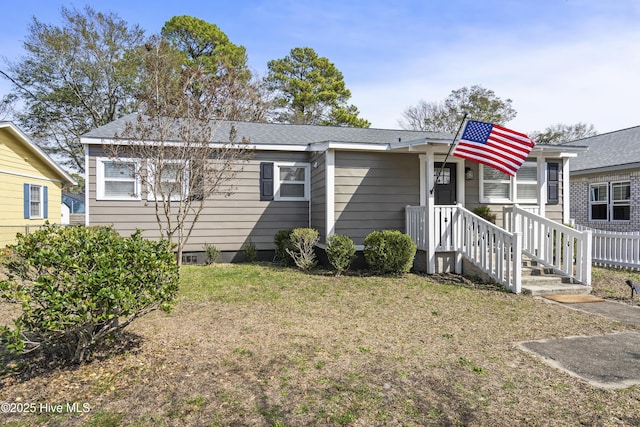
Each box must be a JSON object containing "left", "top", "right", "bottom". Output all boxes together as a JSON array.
[{"left": 575, "top": 225, "right": 640, "bottom": 270}]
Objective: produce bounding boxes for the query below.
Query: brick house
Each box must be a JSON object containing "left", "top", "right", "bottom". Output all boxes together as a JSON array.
[{"left": 569, "top": 126, "right": 640, "bottom": 232}]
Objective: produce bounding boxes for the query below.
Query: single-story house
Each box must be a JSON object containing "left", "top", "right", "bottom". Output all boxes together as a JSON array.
[
  {"left": 82, "top": 114, "right": 588, "bottom": 292},
  {"left": 0, "top": 121, "right": 76, "bottom": 247},
  {"left": 568, "top": 125, "right": 640, "bottom": 232}
]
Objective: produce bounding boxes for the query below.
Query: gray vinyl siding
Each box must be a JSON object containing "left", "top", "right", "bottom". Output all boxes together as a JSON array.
[
  {"left": 310, "top": 151, "right": 326, "bottom": 242},
  {"left": 334, "top": 151, "right": 420, "bottom": 245},
  {"left": 464, "top": 161, "right": 481, "bottom": 211},
  {"left": 88, "top": 145, "right": 311, "bottom": 251}
]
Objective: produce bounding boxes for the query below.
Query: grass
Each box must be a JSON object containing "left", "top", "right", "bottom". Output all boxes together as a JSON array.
[{"left": 0, "top": 263, "right": 639, "bottom": 426}]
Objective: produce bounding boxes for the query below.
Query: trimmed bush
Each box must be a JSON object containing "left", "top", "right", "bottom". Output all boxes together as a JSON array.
[
  {"left": 363, "top": 230, "right": 417, "bottom": 275},
  {"left": 287, "top": 228, "right": 319, "bottom": 271},
  {"left": 243, "top": 239, "right": 257, "bottom": 263},
  {"left": 203, "top": 243, "right": 221, "bottom": 265},
  {"left": 326, "top": 234, "right": 356, "bottom": 276},
  {"left": 0, "top": 224, "right": 179, "bottom": 364},
  {"left": 274, "top": 229, "right": 294, "bottom": 265},
  {"left": 472, "top": 206, "right": 497, "bottom": 224}
]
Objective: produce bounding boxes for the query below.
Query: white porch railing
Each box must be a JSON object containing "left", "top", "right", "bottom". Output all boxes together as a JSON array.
[
  {"left": 575, "top": 225, "right": 640, "bottom": 270},
  {"left": 406, "top": 205, "right": 522, "bottom": 293},
  {"left": 504, "top": 205, "right": 592, "bottom": 285},
  {"left": 502, "top": 205, "right": 540, "bottom": 227},
  {"left": 457, "top": 206, "right": 522, "bottom": 293},
  {"left": 406, "top": 206, "right": 427, "bottom": 251}
]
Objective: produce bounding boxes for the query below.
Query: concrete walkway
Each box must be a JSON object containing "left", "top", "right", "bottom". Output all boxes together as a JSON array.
[{"left": 519, "top": 298, "right": 640, "bottom": 389}]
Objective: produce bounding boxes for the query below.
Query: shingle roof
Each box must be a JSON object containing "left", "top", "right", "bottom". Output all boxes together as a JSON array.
[
  {"left": 82, "top": 113, "right": 452, "bottom": 146},
  {"left": 567, "top": 125, "right": 640, "bottom": 173}
]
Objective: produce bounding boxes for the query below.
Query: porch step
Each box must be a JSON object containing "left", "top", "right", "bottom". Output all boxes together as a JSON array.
[
  {"left": 521, "top": 280, "right": 592, "bottom": 296},
  {"left": 520, "top": 258, "right": 591, "bottom": 296}
]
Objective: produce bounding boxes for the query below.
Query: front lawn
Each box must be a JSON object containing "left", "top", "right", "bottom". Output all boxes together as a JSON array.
[{"left": 1, "top": 264, "right": 638, "bottom": 426}]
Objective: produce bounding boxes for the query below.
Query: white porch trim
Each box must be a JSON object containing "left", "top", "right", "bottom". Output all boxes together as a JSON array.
[
  {"left": 537, "top": 156, "right": 547, "bottom": 218},
  {"left": 425, "top": 149, "right": 436, "bottom": 274},
  {"left": 84, "top": 145, "right": 90, "bottom": 226},
  {"left": 562, "top": 158, "right": 571, "bottom": 223},
  {"left": 325, "top": 149, "right": 335, "bottom": 240}
]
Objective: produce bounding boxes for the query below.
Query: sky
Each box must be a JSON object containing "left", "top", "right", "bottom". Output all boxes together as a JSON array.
[{"left": 1, "top": 0, "right": 639, "bottom": 134}]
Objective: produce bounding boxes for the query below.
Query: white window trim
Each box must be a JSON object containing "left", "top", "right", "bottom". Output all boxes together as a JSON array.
[
  {"left": 610, "top": 180, "right": 631, "bottom": 223},
  {"left": 96, "top": 157, "right": 141, "bottom": 201},
  {"left": 146, "top": 159, "right": 190, "bottom": 202},
  {"left": 479, "top": 162, "right": 538, "bottom": 204},
  {"left": 29, "top": 184, "right": 43, "bottom": 219},
  {"left": 274, "top": 162, "right": 310, "bottom": 201},
  {"left": 588, "top": 182, "right": 609, "bottom": 222}
]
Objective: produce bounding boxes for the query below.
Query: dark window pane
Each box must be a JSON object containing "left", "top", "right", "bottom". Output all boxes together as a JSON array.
[
  {"left": 613, "top": 206, "right": 630, "bottom": 221},
  {"left": 591, "top": 204, "right": 608, "bottom": 220},
  {"left": 280, "top": 183, "right": 305, "bottom": 198}
]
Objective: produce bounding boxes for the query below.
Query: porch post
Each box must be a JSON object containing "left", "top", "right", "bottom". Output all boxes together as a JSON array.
[
  {"left": 426, "top": 148, "right": 436, "bottom": 274},
  {"left": 419, "top": 154, "right": 426, "bottom": 206},
  {"left": 562, "top": 158, "right": 571, "bottom": 224},
  {"left": 513, "top": 232, "right": 522, "bottom": 293},
  {"left": 582, "top": 229, "right": 592, "bottom": 286},
  {"left": 537, "top": 156, "right": 546, "bottom": 218}
]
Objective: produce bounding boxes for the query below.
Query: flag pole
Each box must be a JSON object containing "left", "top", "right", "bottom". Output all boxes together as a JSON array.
[{"left": 430, "top": 113, "right": 468, "bottom": 195}]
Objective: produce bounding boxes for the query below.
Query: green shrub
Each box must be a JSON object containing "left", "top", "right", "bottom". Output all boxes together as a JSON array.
[
  {"left": 363, "top": 230, "right": 417, "bottom": 275},
  {"left": 0, "top": 224, "right": 179, "bottom": 364},
  {"left": 472, "top": 206, "right": 497, "bottom": 224},
  {"left": 287, "top": 228, "right": 319, "bottom": 271},
  {"left": 326, "top": 234, "right": 356, "bottom": 276},
  {"left": 274, "top": 229, "right": 294, "bottom": 265},
  {"left": 203, "top": 243, "right": 221, "bottom": 265},
  {"left": 243, "top": 239, "right": 257, "bottom": 263}
]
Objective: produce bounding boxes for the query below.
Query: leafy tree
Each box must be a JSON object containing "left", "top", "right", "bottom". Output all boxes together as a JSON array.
[
  {"left": 0, "top": 94, "right": 17, "bottom": 121},
  {"left": 265, "top": 47, "right": 370, "bottom": 127},
  {"left": 1, "top": 6, "right": 145, "bottom": 171},
  {"left": 162, "top": 15, "right": 249, "bottom": 79},
  {"left": 62, "top": 173, "right": 85, "bottom": 194},
  {"left": 529, "top": 123, "right": 597, "bottom": 145},
  {"left": 399, "top": 85, "right": 517, "bottom": 133},
  {"left": 108, "top": 38, "right": 253, "bottom": 266},
  {"left": 161, "top": 15, "right": 271, "bottom": 122}
]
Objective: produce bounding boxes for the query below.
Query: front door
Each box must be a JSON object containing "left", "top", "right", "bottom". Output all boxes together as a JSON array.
[{"left": 434, "top": 163, "right": 457, "bottom": 205}]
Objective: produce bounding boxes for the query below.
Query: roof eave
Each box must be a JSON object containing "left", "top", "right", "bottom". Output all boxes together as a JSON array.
[
  {"left": 1, "top": 122, "right": 76, "bottom": 185},
  {"left": 571, "top": 162, "right": 640, "bottom": 176}
]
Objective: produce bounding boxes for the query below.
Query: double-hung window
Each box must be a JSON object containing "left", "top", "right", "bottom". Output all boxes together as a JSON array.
[
  {"left": 612, "top": 182, "right": 631, "bottom": 221},
  {"left": 589, "top": 183, "right": 608, "bottom": 220},
  {"left": 30, "top": 185, "right": 43, "bottom": 218},
  {"left": 23, "top": 184, "right": 47, "bottom": 219},
  {"left": 147, "top": 160, "right": 189, "bottom": 201},
  {"left": 590, "top": 181, "right": 630, "bottom": 221},
  {"left": 96, "top": 157, "right": 140, "bottom": 200},
  {"left": 275, "top": 163, "right": 309, "bottom": 201},
  {"left": 480, "top": 162, "right": 538, "bottom": 203}
]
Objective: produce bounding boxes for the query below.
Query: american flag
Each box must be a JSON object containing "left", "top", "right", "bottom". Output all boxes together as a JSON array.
[{"left": 452, "top": 120, "right": 535, "bottom": 176}]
